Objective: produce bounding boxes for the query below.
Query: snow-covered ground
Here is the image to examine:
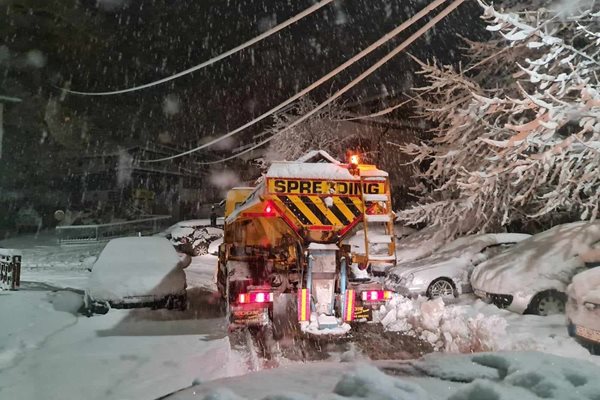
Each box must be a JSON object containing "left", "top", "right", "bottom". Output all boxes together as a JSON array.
[
  {"left": 166, "top": 351, "right": 600, "bottom": 399},
  {"left": 1, "top": 230, "right": 598, "bottom": 400},
  {"left": 0, "top": 231, "right": 103, "bottom": 290},
  {"left": 0, "top": 232, "right": 245, "bottom": 400},
  {"left": 0, "top": 290, "right": 245, "bottom": 400}
]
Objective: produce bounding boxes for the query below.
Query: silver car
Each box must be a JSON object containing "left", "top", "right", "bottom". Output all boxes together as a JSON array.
[
  {"left": 385, "top": 233, "right": 530, "bottom": 299},
  {"left": 471, "top": 222, "right": 600, "bottom": 316}
]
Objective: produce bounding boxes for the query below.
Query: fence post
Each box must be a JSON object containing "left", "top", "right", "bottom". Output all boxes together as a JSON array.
[
  {"left": 0, "top": 251, "right": 21, "bottom": 290},
  {"left": 11, "top": 254, "right": 21, "bottom": 290}
]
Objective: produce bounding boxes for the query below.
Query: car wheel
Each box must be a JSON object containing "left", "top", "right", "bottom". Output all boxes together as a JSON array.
[
  {"left": 527, "top": 290, "right": 566, "bottom": 316},
  {"left": 91, "top": 300, "right": 110, "bottom": 315},
  {"left": 192, "top": 243, "right": 209, "bottom": 256},
  {"left": 426, "top": 278, "right": 457, "bottom": 299}
]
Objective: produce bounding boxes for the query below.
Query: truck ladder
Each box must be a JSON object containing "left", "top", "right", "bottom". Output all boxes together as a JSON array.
[{"left": 359, "top": 172, "right": 396, "bottom": 269}]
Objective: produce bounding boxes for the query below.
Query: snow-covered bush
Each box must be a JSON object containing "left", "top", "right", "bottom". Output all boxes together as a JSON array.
[{"left": 399, "top": 2, "right": 600, "bottom": 235}]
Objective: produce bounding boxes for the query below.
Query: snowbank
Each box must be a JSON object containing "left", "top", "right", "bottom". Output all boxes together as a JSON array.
[
  {"left": 166, "top": 352, "right": 600, "bottom": 400},
  {"left": 374, "top": 296, "right": 507, "bottom": 353},
  {"left": 376, "top": 295, "right": 598, "bottom": 364},
  {"left": 415, "top": 352, "right": 600, "bottom": 400},
  {"left": 87, "top": 237, "right": 186, "bottom": 301}
]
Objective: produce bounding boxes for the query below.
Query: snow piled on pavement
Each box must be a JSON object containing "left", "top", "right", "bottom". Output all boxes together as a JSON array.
[
  {"left": 374, "top": 295, "right": 598, "bottom": 364},
  {"left": 416, "top": 352, "right": 600, "bottom": 400},
  {"left": 167, "top": 352, "right": 600, "bottom": 400},
  {"left": 375, "top": 296, "right": 506, "bottom": 353}
]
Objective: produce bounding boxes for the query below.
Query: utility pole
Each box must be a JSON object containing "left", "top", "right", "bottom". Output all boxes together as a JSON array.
[{"left": 0, "top": 95, "right": 23, "bottom": 160}]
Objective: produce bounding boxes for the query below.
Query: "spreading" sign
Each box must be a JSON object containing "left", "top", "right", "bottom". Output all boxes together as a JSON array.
[{"left": 267, "top": 178, "right": 385, "bottom": 195}]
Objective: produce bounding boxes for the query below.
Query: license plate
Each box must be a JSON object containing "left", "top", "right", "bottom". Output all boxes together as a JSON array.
[
  {"left": 233, "top": 309, "right": 267, "bottom": 324},
  {"left": 575, "top": 325, "right": 600, "bottom": 343},
  {"left": 354, "top": 307, "right": 372, "bottom": 320},
  {"left": 474, "top": 289, "right": 487, "bottom": 298}
]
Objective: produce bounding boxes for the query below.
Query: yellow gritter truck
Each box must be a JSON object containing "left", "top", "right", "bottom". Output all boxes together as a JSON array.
[{"left": 217, "top": 150, "right": 397, "bottom": 337}]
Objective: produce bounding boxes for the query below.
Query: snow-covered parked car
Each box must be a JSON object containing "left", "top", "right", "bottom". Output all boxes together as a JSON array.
[
  {"left": 385, "top": 233, "right": 530, "bottom": 299},
  {"left": 472, "top": 222, "right": 600, "bottom": 316},
  {"left": 164, "top": 220, "right": 224, "bottom": 256},
  {"left": 567, "top": 255, "right": 600, "bottom": 355},
  {"left": 394, "top": 226, "right": 450, "bottom": 265},
  {"left": 208, "top": 235, "right": 223, "bottom": 256},
  {"left": 85, "top": 237, "right": 190, "bottom": 314}
]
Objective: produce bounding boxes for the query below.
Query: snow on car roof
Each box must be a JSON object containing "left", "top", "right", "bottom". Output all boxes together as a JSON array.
[
  {"left": 393, "top": 226, "right": 450, "bottom": 264},
  {"left": 436, "top": 233, "right": 530, "bottom": 254},
  {"left": 388, "top": 233, "right": 529, "bottom": 276},
  {"left": 472, "top": 221, "right": 600, "bottom": 295},
  {"left": 164, "top": 220, "right": 225, "bottom": 236},
  {"left": 87, "top": 237, "right": 185, "bottom": 301},
  {"left": 569, "top": 267, "right": 600, "bottom": 305},
  {"left": 567, "top": 267, "right": 600, "bottom": 331}
]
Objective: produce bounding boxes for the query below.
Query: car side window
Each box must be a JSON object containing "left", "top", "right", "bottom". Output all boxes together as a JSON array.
[{"left": 481, "top": 243, "right": 513, "bottom": 259}]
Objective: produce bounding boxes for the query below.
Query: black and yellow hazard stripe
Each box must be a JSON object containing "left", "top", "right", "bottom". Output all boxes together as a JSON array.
[{"left": 277, "top": 195, "right": 363, "bottom": 228}]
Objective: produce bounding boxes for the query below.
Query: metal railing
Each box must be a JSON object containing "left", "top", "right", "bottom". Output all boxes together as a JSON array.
[
  {"left": 56, "top": 215, "right": 172, "bottom": 244},
  {"left": 0, "top": 250, "right": 21, "bottom": 290}
]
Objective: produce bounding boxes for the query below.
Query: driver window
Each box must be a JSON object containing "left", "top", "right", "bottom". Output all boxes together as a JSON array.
[{"left": 481, "top": 243, "right": 513, "bottom": 259}]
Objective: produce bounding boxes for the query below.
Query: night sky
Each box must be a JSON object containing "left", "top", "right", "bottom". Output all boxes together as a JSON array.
[{"left": 2, "top": 0, "right": 488, "bottom": 152}]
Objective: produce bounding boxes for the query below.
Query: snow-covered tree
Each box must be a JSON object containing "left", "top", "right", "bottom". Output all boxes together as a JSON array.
[
  {"left": 263, "top": 97, "right": 353, "bottom": 162},
  {"left": 399, "top": 1, "right": 600, "bottom": 235}
]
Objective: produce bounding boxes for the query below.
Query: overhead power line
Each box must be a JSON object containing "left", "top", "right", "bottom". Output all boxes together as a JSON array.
[
  {"left": 62, "top": 0, "right": 335, "bottom": 96},
  {"left": 341, "top": 97, "right": 414, "bottom": 121},
  {"left": 141, "top": 0, "right": 450, "bottom": 163},
  {"left": 197, "top": 0, "right": 466, "bottom": 165}
]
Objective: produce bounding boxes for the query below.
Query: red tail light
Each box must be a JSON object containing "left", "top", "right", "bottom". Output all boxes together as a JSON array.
[
  {"left": 361, "top": 290, "right": 393, "bottom": 302},
  {"left": 263, "top": 201, "right": 276, "bottom": 216},
  {"left": 238, "top": 292, "right": 274, "bottom": 304},
  {"left": 241, "top": 200, "right": 278, "bottom": 218}
]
